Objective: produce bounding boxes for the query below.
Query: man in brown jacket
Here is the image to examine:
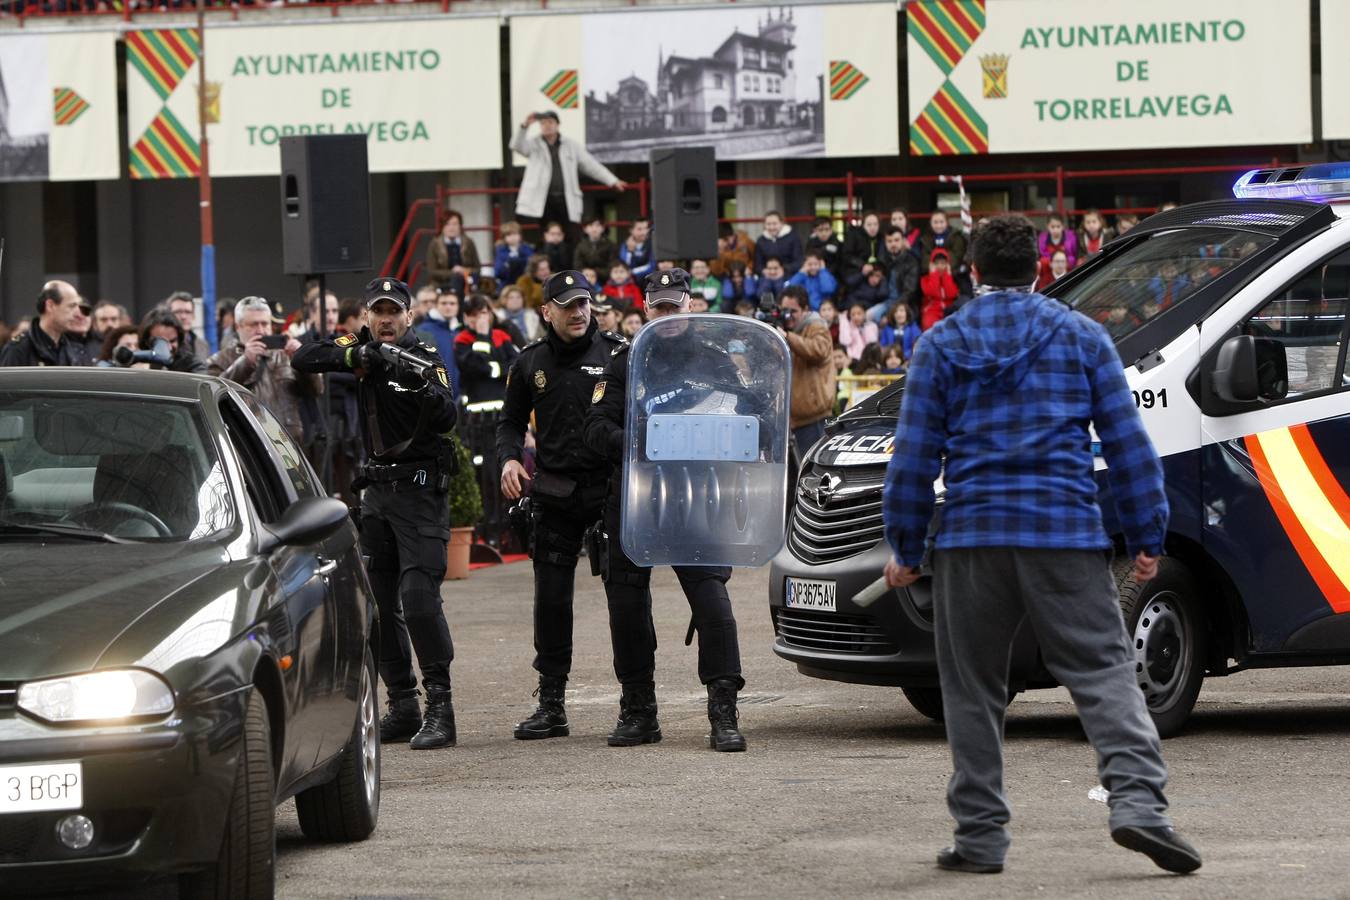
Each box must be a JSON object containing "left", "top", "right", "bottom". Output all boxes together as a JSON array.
[
  {"left": 778, "top": 286, "right": 836, "bottom": 455},
  {"left": 207, "top": 296, "right": 319, "bottom": 445}
]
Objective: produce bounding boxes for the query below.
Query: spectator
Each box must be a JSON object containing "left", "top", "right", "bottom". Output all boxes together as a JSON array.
[
  {"left": 580, "top": 267, "right": 601, "bottom": 288},
  {"left": 418, "top": 291, "right": 460, "bottom": 363},
  {"left": 425, "top": 210, "right": 481, "bottom": 296},
  {"left": 494, "top": 221, "right": 534, "bottom": 285},
  {"left": 97, "top": 325, "right": 142, "bottom": 367},
  {"left": 510, "top": 110, "right": 627, "bottom": 242},
  {"left": 573, "top": 214, "right": 617, "bottom": 278},
  {"left": 68, "top": 303, "right": 101, "bottom": 361},
  {"left": 618, "top": 218, "right": 654, "bottom": 282},
  {"left": 338, "top": 296, "right": 367, "bottom": 337},
  {"left": 593, "top": 297, "right": 622, "bottom": 334},
  {"left": 719, "top": 261, "right": 759, "bottom": 312},
  {"left": 689, "top": 295, "right": 711, "bottom": 314},
  {"left": 688, "top": 258, "right": 722, "bottom": 306},
  {"left": 1116, "top": 213, "right": 1140, "bottom": 236},
  {"left": 776, "top": 286, "right": 836, "bottom": 456},
  {"left": 655, "top": 259, "right": 677, "bottom": 273},
  {"left": 806, "top": 217, "right": 843, "bottom": 278},
  {"left": 1148, "top": 259, "right": 1190, "bottom": 311},
  {"left": 755, "top": 210, "right": 804, "bottom": 276},
  {"left": 412, "top": 284, "right": 438, "bottom": 326},
  {"left": 498, "top": 283, "right": 544, "bottom": 343},
  {"left": 1037, "top": 214, "right": 1078, "bottom": 268},
  {"left": 1037, "top": 249, "right": 1070, "bottom": 291},
  {"left": 874, "top": 225, "right": 919, "bottom": 322},
  {"left": 165, "top": 291, "right": 206, "bottom": 362},
  {"left": 516, "top": 255, "right": 552, "bottom": 310},
  {"left": 91, "top": 300, "right": 126, "bottom": 344},
  {"left": 818, "top": 297, "right": 841, "bottom": 344},
  {"left": 890, "top": 208, "right": 925, "bottom": 263},
  {"left": 925, "top": 211, "right": 968, "bottom": 280},
  {"left": 841, "top": 211, "right": 883, "bottom": 288},
  {"left": 758, "top": 257, "right": 788, "bottom": 301},
  {"left": 879, "top": 303, "right": 922, "bottom": 361},
  {"left": 851, "top": 342, "right": 884, "bottom": 376},
  {"left": 838, "top": 302, "right": 879, "bottom": 361},
  {"left": 139, "top": 310, "right": 207, "bottom": 373},
  {"left": 454, "top": 293, "right": 520, "bottom": 411},
  {"left": 881, "top": 345, "right": 905, "bottom": 375},
  {"left": 621, "top": 308, "right": 644, "bottom": 338},
  {"left": 216, "top": 302, "right": 236, "bottom": 348},
  {"left": 847, "top": 266, "right": 891, "bottom": 316},
  {"left": 920, "top": 248, "right": 960, "bottom": 330},
  {"left": 786, "top": 250, "right": 839, "bottom": 311},
  {"left": 0, "top": 280, "right": 89, "bottom": 367},
  {"left": 733, "top": 300, "right": 756, "bottom": 318},
  {"left": 603, "top": 260, "right": 643, "bottom": 310},
  {"left": 207, "top": 296, "right": 314, "bottom": 443},
  {"left": 540, "top": 220, "right": 570, "bottom": 275},
  {"left": 711, "top": 223, "right": 754, "bottom": 278},
  {"left": 1076, "top": 209, "right": 1114, "bottom": 260}
]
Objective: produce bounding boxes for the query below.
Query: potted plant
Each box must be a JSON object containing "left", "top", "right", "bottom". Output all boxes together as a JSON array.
[{"left": 445, "top": 437, "right": 482, "bottom": 580}]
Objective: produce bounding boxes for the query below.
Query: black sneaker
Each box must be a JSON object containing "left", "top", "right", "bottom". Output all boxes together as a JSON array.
[
  {"left": 1111, "top": 825, "right": 1202, "bottom": 874},
  {"left": 936, "top": 846, "right": 1003, "bottom": 874}
]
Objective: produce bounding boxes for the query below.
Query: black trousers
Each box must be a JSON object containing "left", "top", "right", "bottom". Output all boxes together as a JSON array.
[
  {"left": 523, "top": 194, "right": 580, "bottom": 246},
  {"left": 530, "top": 483, "right": 606, "bottom": 678},
  {"left": 600, "top": 490, "right": 743, "bottom": 689},
  {"left": 360, "top": 480, "right": 454, "bottom": 696}
]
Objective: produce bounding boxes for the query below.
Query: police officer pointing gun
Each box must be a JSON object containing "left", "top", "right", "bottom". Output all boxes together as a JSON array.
[
  {"left": 292, "top": 278, "right": 460, "bottom": 750},
  {"left": 497, "top": 270, "right": 626, "bottom": 740}
]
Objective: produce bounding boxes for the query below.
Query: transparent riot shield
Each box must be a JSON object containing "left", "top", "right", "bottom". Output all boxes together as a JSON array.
[{"left": 621, "top": 313, "right": 790, "bottom": 567}]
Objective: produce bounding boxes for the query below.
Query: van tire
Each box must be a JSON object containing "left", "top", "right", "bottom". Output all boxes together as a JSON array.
[
  {"left": 1116, "top": 557, "right": 1205, "bottom": 738},
  {"left": 902, "top": 686, "right": 944, "bottom": 722}
]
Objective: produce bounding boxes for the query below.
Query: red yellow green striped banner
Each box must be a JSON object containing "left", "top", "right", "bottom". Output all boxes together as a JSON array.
[
  {"left": 909, "top": 79, "right": 988, "bottom": 155},
  {"left": 541, "top": 69, "right": 579, "bottom": 110},
  {"left": 828, "top": 61, "right": 869, "bottom": 101},
  {"left": 907, "top": 0, "right": 985, "bottom": 76},
  {"left": 129, "top": 107, "right": 201, "bottom": 180},
  {"left": 52, "top": 88, "right": 89, "bottom": 126},
  {"left": 126, "top": 28, "right": 201, "bottom": 102}
]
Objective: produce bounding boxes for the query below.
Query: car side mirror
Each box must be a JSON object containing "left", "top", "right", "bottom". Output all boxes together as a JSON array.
[
  {"left": 1211, "top": 335, "right": 1260, "bottom": 403},
  {"left": 258, "top": 496, "right": 351, "bottom": 555}
]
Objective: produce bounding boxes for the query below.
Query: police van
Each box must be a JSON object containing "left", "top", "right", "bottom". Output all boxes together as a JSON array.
[{"left": 768, "top": 165, "right": 1350, "bottom": 736}]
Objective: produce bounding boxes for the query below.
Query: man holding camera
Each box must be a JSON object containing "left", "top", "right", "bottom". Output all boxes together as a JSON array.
[
  {"left": 511, "top": 110, "right": 627, "bottom": 243},
  {"left": 207, "top": 296, "right": 316, "bottom": 445},
  {"left": 776, "top": 286, "right": 837, "bottom": 456},
  {"left": 293, "top": 278, "right": 460, "bottom": 750},
  {"left": 497, "top": 270, "right": 627, "bottom": 741}
]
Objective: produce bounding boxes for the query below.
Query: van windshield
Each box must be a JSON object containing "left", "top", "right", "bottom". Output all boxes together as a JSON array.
[{"left": 1056, "top": 228, "right": 1275, "bottom": 342}]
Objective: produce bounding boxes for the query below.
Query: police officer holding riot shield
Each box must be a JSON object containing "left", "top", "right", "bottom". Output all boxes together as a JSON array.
[
  {"left": 292, "top": 278, "right": 460, "bottom": 750},
  {"left": 497, "top": 270, "right": 626, "bottom": 740},
  {"left": 583, "top": 269, "right": 748, "bottom": 752}
]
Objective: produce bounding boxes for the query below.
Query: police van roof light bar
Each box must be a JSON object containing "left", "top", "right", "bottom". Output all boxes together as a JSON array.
[{"left": 1234, "top": 163, "right": 1350, "bottom": 202}]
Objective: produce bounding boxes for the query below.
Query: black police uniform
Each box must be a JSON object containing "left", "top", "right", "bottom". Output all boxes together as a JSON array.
[
  {"left": 0, "top": 319, "right": 88, "bottom": 367},
  {"left": 291, "top": 278, "right": 460, "bottom": 750},
  {"left": 496, "top": 271, "right": 625, "bottom": 739},
  {"left": 581, "top": 270, "right": 748, "bottom": 751}
]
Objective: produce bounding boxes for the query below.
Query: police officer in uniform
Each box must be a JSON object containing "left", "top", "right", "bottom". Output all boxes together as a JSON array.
[
  {"left": 583, "top": 269, "right": 748, "bottom": 752},
  {"left": 498, "top": 270, "right": 626, "bottom": 739},
  {"left": 292, "top": 278, "right": 460, "bottom": 750}
]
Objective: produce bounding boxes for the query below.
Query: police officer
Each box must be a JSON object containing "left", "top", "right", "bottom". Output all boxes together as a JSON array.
[
  {"left": 497, "top": 270, "right": 626, "bottom": 740},
  {"left": 292, "top": 278, "right": 460, "bottom": 750},
  {"left": 582, "top": 269, "right": 748, "bottom": 752}
]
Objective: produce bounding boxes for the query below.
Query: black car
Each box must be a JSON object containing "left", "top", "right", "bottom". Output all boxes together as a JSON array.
[{"left": 0, "top": 368, "right": 379, "bottom": 897}]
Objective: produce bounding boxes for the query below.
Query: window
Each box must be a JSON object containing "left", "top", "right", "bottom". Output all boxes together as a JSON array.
[
  {"left": 767, "top": 52, "right": 782, "bottom": 68},
  {"left": 744, "top": 48, "right": 761, "bottom": 66},
  {"left": 714, "top": 74, "right": 724, "bottom": 89},
  {"left": 1239, "top": 248, "right": 1350, "bottom": 401},
  {"left": 753, "top": 76, "right": 761, "bottom": 91},
  {"left": 712, "top": 106, "right": 727, "bottom": 124},
  {"left": 743, "top": 75, "right": 752, "bottom": 91}
]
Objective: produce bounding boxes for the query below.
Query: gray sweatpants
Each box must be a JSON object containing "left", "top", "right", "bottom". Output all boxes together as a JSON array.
[{"left": 933, "top": 547, "right": 1171, "bottom": 865}]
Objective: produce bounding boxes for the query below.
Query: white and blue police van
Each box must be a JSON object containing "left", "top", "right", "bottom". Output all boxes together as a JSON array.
[{"left": 768, "top": 165, "right": 1350, "bottom": 735}]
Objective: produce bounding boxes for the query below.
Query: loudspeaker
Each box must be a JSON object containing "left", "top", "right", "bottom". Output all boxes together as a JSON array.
[
  {"left": 649, "top": 146, "right": 718, "bottom": 262},
  {"left": 280, "top": 134, "right": 372, "bottom": 275}
]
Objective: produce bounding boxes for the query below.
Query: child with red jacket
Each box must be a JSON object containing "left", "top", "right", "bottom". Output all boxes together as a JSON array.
[
  {"left": 602, "top": 260, "right": 644, "bottom": 311},
  {"left": 920, "top": 248, "right": 960, "bottom": 330}
]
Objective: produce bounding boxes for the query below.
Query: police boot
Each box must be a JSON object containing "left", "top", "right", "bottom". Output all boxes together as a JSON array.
[
  {"left": 514, "top": 675, "right": 570, "bottom": 740},
  {"left": 607, "top": 682, "right": 662, "bottom": 747},
  {"left": 707, "top": 679, "right": 747, "bottom": 752},
  {"left": 379, "top": 690, "right": 421, "bottom": 744},
  {"left": 410, "top": 689, "right": 456, "bottom": 749}
]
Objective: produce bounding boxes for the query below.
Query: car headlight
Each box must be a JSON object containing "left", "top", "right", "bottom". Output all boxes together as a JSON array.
[{"left": 17, "top": 669, "right": 176, "bottom": 724}]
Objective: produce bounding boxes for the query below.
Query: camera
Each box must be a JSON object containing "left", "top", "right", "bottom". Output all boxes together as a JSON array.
[
  {"left": 754, "top": 291, "right": 785, "bottom": 328},
  {"left": 112, "top": 337, "right": 173, "bottom": 369},
  {"left": 260, "top": 334, "right": 289, "bottom": 350}
]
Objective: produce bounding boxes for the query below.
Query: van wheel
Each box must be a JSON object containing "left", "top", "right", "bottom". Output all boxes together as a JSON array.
[
  {"left": 1116, "top": 557, "right": 1205, "bottom": 738},
  {"left": 181, "top": 687, "right": 275, "bottom": 900},
  {"left": 902, "top": 686, "right": 944, "bottom": 722},
  {"left": 296, "top": 648, "right": 381, "bottom": 842}
]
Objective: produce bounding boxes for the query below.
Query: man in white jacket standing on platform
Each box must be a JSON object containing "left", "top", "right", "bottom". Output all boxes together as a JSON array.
[{"left": 511, "top": 111, "right": 628, "bottom": 244}]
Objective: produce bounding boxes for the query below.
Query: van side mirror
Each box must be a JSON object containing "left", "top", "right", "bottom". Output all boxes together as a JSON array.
[{"left": 1212, "top": 335, "right": 1260, "bottom": 403}]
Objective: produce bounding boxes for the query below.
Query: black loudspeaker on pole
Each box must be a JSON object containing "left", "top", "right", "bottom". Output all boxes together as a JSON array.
[
  {"left": 649, "top": 146, "right": 718, "bottom": 263},
  {"left": 280, "top": 134, "right": 373, "bottom": 275}
]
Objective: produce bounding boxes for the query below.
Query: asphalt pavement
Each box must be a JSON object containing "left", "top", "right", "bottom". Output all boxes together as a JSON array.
[{"left": 269, "top": 560, "right": 1350, "bottom": 899}]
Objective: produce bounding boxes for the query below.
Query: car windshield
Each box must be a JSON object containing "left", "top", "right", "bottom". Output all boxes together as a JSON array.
[
  {"left": 0, "top": 392, "right": 235, "bottom": 542},
  {"left": 1056, "top": 227, "right": 1275, "bottom": 342}
]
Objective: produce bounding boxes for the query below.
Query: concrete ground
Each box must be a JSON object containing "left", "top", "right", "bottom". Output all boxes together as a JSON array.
[{"left": 266, "top": 560, "right": 1350, "bottom": 899}]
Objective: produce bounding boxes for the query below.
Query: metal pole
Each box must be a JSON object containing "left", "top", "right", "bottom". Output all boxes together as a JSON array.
[{"left": 196, "top": 0, "right": 218, "bottom": 353}]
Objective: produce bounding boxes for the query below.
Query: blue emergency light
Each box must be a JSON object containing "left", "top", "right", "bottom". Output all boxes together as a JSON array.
[{"left": 1233, "top": 163, "right": 1350, "bottom": 202}]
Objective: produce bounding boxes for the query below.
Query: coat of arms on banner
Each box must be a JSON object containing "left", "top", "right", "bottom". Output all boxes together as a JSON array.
[{"left": 980, "top": 54, "right": 1008, "bottom": 99}]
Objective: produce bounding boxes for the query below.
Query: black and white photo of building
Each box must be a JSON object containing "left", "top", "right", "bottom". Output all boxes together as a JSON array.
[{"left": 0, "top": 37, "right": 51, "bottom": 182}]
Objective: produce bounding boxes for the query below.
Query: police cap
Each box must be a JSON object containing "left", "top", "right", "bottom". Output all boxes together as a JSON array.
[
  {"left": 645, "top": 268, "right": 691, "bottom": 307},
  {"left": 545, "top": 270, "right": 594, "bottom": 307},
  {"left": 363, "top": 277, "right": 412, "bottom": 311}
]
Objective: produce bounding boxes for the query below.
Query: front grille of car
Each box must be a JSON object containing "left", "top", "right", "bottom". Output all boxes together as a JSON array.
[
  {"left": 788, "top": 465, "right": 886, "bottom": 563},
  {"left": 773, "top": 607, "right": 898, "bottom": 655},
  {"left": 0, "top": 816, "right": 40, "bottom": 864}
]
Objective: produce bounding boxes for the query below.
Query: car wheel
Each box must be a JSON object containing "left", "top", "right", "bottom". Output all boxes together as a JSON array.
[
  {"left": 902, "top": 686, "right": 944, "bottom": 722},
  {"left": 296, "top": 647, "right": 380, "bottom": 842},
  {"left": 1115, "top": 557, "right": 1205, "bottom": 739},
  {"left": 181, "top": 687, "right": 275, "bottom": 900}
]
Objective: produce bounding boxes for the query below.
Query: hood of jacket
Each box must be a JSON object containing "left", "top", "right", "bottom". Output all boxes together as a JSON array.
[{"left": 929, "top": 291, "right": 1073, "bottom": 393}]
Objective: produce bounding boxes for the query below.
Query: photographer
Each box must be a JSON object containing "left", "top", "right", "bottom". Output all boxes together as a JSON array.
[
  {"left": 775, "top": 286, "right": 836, "bottom": 456},
  {"left": 138, "top": 311, "right": 207, "bottom": 373},
  {"left": 207, "top": 296, "right": 317, "bottom": 445}
]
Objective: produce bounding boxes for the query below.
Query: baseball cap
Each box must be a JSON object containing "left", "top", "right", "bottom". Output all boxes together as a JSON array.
[
  {"left": 644, "top": 268, "right": 691, "bottom": 307},
  {"left": 363, "top": 277, "right": 411, "bottom": 311},
  {"left": 536, "top": 110, "right": 560, "bottom": 122},
  {"left": 544, "top": 270, "right": 594, "bottom": 307}
]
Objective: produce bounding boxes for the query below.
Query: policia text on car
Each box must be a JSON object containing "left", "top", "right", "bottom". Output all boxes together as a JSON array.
[{"left": 293, "top": 278, "right": 460, "bottom": 750}]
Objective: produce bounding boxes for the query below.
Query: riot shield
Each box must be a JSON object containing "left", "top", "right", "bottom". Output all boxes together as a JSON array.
[{"left": 621, "top": 313, "right": 790, "bottom": 567}]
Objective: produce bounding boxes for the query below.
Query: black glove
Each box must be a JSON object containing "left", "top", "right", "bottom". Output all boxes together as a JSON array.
[
  {"left": 356, "top": 342, "right": 386, "bottom": 375},
  {"left": 395, "top": 364, "right": 429, "bottom": 391}
]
